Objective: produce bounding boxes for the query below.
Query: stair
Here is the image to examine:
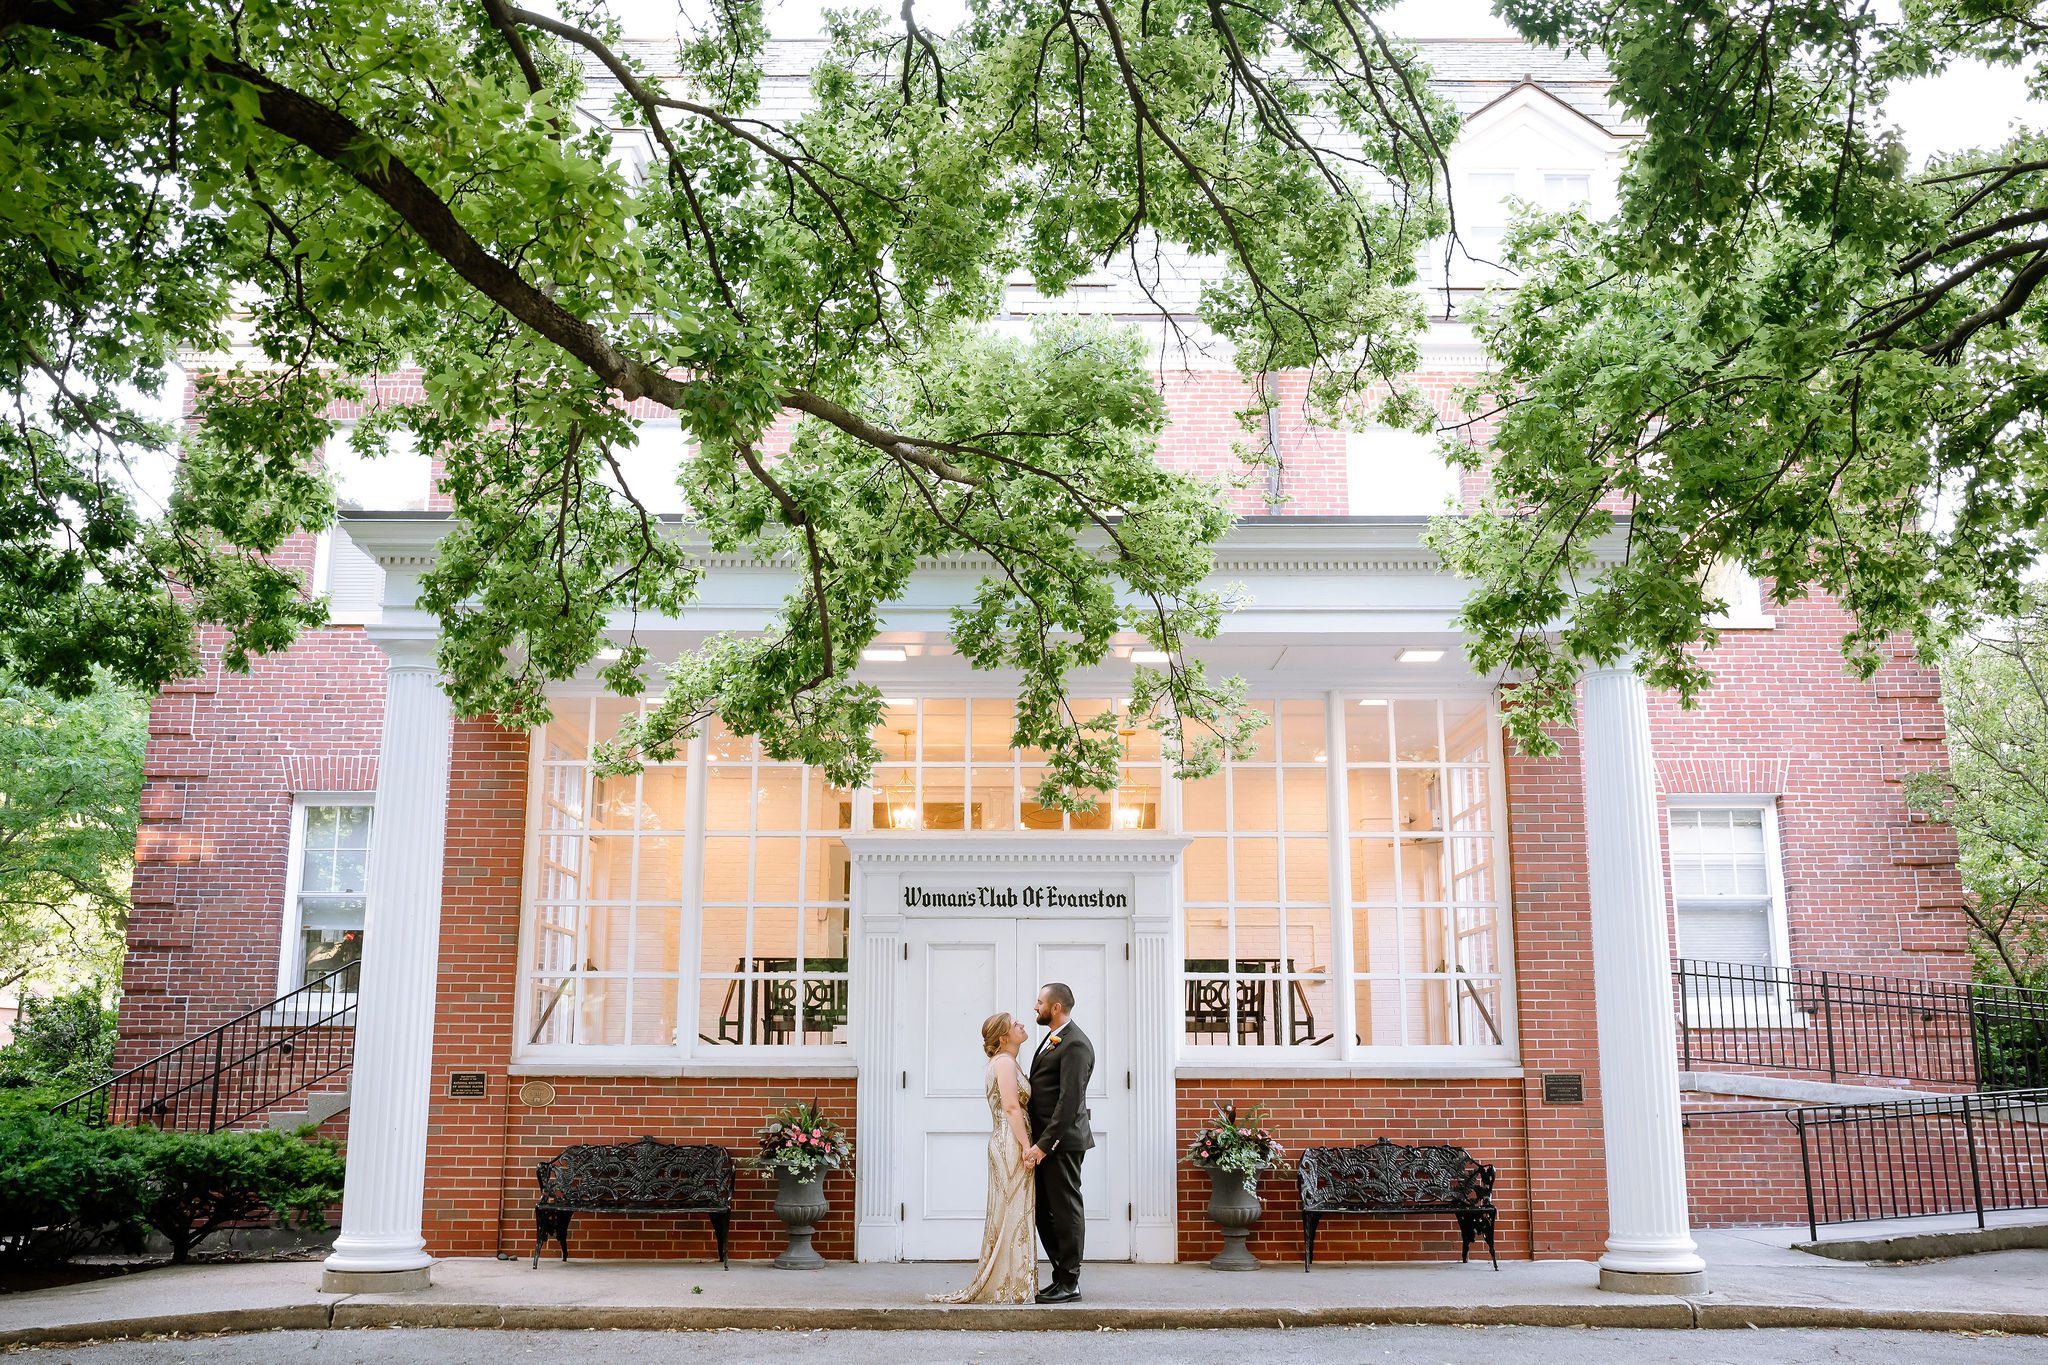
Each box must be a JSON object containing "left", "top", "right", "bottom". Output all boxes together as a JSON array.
[
  {"left": 57, "top": 962, "right": 360, "bottom": 1132},
  {"left": 266, "top": 1081, "right": 353, "bottom": 1132}
]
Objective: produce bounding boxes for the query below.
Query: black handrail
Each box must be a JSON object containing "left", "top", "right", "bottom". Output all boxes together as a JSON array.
[
  {"left": 1672, "top": 959, "right": 2048, "bottom": 1091},
  {"left": 56, "top": 962, "right": 360, "bottom": 1131},
  {"left": 1787, "top": 1088, "right": 2048, "bottom": 1241}
]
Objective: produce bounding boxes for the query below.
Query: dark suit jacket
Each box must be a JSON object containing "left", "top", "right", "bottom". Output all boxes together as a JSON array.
[{"left": 1027, "top": 1020, "right": 1095, "bottom": 1153}]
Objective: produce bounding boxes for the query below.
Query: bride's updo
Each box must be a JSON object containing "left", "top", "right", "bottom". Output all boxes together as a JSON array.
[{"left": 980, "top": 1012, "right": 1015, "bottom": 1057}]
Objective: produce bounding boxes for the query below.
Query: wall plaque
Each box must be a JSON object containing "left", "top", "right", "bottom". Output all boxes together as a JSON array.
[
  {"left": 1541, "top": 1072, "right": 1585, "bottom": 1104},
  {"left": 519, "top": 1080, "right": 557, "bottom": 1108},
  {"left": 447, "top": 1071, "right": 488, "bottom": 1099}
]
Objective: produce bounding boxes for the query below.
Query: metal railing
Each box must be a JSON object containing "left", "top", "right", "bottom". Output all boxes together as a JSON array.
[
  {"left": 1673, "top": 959, "right": 2048, "bottom": 1091},
  {"left": 56, "top": 963, "right": 359, "bottom": 1131},
  {"left": 1788, "top": 1088, "right": 2048, "bottom": 1241}
]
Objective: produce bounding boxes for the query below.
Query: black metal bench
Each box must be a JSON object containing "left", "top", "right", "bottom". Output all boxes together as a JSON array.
[
  {"left": 1297, "top": 1139, "right": 1498, "bottom": 1270},
  {"left": 532, "top": 1136, "right": 734, "bottom": 1268}
]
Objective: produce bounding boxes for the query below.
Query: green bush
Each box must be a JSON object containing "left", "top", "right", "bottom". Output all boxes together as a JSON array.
[
  {"left": 0, "top": 984, "right": 118, "bottom": 1096},
  {"left": 0, "top": 1112, "right": 146, "bottom": 1265},
  {"left": 0, "top": 1114, "right": 344, "bottom": 1266},
  {"left": 130, "top": 1126, "right": 347, "bottom": 1263}
]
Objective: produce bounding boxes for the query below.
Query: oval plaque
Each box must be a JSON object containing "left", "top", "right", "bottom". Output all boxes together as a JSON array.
[{"left": 518, "top": 1080, "right": 557, "bottom": 1108}]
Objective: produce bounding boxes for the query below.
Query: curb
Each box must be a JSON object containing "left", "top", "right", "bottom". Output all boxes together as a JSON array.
[
  {"left": 8, "top": 1299, "right": 2048, "bottom": 1342},
  {"left": 1796, "top": 1222, "right": 2048, "bottom": 1263}
]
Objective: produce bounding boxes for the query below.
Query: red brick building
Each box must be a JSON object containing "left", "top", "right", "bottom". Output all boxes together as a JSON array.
[{"left": 110, "top": 38, "right": 1967, "bottom": 1295}]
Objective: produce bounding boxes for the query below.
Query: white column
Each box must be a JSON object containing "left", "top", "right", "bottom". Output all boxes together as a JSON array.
[
  {"left": 1581, "top": 661, "right": 1707, "bottom": 1294},
  {"left": 321, "top": 633, "right": 452, "bottom": 1292}
]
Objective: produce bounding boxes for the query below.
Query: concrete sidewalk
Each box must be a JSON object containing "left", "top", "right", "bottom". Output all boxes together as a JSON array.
[{"left": 5, "top": 1225, "right": 2048, "bottom": 1345}]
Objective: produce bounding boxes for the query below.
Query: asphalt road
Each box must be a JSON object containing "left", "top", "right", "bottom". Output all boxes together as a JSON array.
[{"left": 11, "top": 1328, "right": 2046, "bottom": 1364}]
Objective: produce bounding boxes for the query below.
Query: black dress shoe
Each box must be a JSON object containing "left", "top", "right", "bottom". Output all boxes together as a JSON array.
[{"left": 1034, "top": 1283, "right": 1081, "bottom": 1304}]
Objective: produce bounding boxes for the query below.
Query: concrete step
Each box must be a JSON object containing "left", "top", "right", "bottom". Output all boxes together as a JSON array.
[{"left": 267, "top": 1082, "right": 351, "bottom": 1132}]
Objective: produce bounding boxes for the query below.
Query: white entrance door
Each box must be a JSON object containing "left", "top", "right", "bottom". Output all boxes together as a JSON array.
[{"left": 897, "top": 915, "right": 1131, "bottom": 1261}]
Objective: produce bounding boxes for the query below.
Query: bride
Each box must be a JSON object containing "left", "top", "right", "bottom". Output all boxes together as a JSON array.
[{"left": 931, "top": 1011, "right": 1037, "bottom": 1304}]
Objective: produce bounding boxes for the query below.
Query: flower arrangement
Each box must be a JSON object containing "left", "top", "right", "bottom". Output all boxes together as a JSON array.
[
  {"left": 748, "top": 1100, "right": 853, "bottom": 1180},
  {"left": 1184, "top": 1102, "right": 1285, "bottom": 1186}
]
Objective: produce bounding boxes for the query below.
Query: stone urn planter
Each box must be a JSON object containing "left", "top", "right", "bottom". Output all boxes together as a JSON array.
[
  {"left": 772, "top": 1168, "right": 829, "bottom": 1269},
  {"left": 1204, "top": 1167, "right": 1264, "bottom": 1270}
]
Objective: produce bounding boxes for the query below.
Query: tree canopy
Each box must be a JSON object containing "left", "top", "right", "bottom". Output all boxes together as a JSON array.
[
  {"left": 1441, "top": 0, "right": 2048, "bottom": 749},
  {"left": 0, "top": 0, "right": 1460, "bottom": 794},
  {"left": 13, "top": 0, "right": 2048, "bottom": 770},
  {"left": 0, "top": 676, "right": 145, "bottom": 994},
  {"left": 1908, "top": 595, "right": 2048, "bottom": 987}
]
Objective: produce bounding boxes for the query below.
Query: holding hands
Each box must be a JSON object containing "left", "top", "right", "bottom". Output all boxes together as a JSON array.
[{"left": 1022, "top": 1144, "right": 1045, "bottom": 1168}]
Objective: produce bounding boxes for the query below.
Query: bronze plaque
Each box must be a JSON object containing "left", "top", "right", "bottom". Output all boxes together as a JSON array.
[
  {"left": 447, "top": 1071, "right": 488, "bottom": 1099},
  {"left": 1541, "top": 1072, "right": 1585, "bottom": 1104}
]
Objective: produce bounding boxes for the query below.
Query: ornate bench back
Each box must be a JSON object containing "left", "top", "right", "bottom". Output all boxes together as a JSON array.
[
  {"left": 1298, "top": 1139, "right": 1495, "bottom": 1213},
  {"left": 536, "top": 1136, "right": 736, "bottom": 1211}
]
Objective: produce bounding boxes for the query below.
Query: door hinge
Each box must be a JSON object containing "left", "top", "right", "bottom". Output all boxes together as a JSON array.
[
  {"left": 903, "top": 943, "right": 908, "bottom": 960},
  {"left": 1127, "top": 1202, "right": 1133, "bottom": 1221},
  {"left": 900, "top": 1203, "right": 905, "bottom": 1221},
  {"left": 1124, "top": 943, "right": 1130, "bottom": 960},
  {"left": 1125, "top": 1070, "right": 1131, "bottom": 1089},
  {"left": 900, "top": 1070, "right": 907, "bottom": 1089}
]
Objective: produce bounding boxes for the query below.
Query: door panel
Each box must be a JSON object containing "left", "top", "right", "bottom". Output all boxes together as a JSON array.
[
  {"left": 1018, "top": 924, "right": 1130, "bottom": 1259},
  {"left": 899, "top": 930, "right": 1014, "bottom": 1259},
  {"left": 899, "top": 915, "right": 1131, "bottom": 1261}
]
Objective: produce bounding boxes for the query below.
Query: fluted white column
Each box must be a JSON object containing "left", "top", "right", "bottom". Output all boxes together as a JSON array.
[
  {"left": 321, "top": 633, "right": 451, "bottom": 1292},
  {"left": 1581, "top": 661, "right": 1707, "bottom": 1294}
]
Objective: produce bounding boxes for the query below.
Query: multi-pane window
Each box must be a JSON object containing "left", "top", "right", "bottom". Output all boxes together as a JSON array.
[
  {"left": 1669, "top": 804, "right": 1782, "bottom": 968},
  {"left": 527, "top": 697, "right": 687, "bottom": 1050},
  {"left": 870, "top": 697, "right": 1162, "bottom": 832},
  {"left": 1346, "top": 698, "right": 1506, "bottom": 1049},
  {"left": 1180, "top": 700, "right": 1336, "bottom": 1051},
  {"left": 517, "top": 691, "right": 1515, "bottom": 1062},
  {"left": 1538, "top": 172, "right": 1591, "bottom": 209},
  {"left": 698, "top": 721, "right": 853, "bottom": 1047},
  {"left": 284, "top": 800, "right": 372, "bottom": 996}
]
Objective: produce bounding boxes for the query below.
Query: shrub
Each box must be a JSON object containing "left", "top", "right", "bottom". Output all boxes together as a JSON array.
[
  {"left": 0, "top": 1113, "right": 146, "bottom": 1265},
  {"left": 0, "top": 1112, "right": 344, "bottom": 1266},
  {"left": 0, "top": 984, "right": 118, "bottom": 1096},
  {"left": 130, "top": 1126, "right": 346, "bottom": 1263}
]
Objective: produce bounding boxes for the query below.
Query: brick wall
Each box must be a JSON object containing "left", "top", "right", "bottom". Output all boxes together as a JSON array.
[
  {"left": 1646, "top": 599, "right": 1966, "bottom": 980},
  {"left": 121, "top": 560, "right": 387, "bottom": 1068},
  {"left": 1176, "top": 1079, "right": 1529, "bottom": 1263}
]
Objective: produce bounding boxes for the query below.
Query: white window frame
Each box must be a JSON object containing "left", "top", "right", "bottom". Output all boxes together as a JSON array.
[
  {"left": 1177, "top": 695, "right": 1344, "bottom": 1063},
  {"left": 275, "top": 794, "right": 374, "bottom": 1007},
  {"left": 511, "top": 687, "right": 1523, "bottom": 1074},
  {"left": 513, "top": 699, "right": 700, "bottom": 1067},
  {"left": 1668, "top": 796, "right": 1796, "bottom": 1029},
  {"left": 1323, "top": 691, "right": 1520, "bottom": 1068}
]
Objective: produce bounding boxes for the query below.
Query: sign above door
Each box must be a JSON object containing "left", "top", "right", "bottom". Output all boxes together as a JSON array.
[{"left": 902, "top": 884, "right": 1131, "bottom": 911}]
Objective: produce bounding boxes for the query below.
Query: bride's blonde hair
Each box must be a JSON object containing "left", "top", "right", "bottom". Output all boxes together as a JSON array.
[{"left": 980, "top": 1011, "right": 1016, "bottom": 1058}]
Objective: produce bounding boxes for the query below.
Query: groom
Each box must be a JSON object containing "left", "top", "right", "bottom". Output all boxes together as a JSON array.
[{"left": 1024, "top": 981, "right": 1094, "bottom": 1303}]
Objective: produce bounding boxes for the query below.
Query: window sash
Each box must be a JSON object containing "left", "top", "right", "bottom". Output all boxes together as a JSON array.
[
  {"left": 279, "top": 799, "right": 372, "bottom": 997},
  {"left": 1669, "top": 802, "right": 1786, "bottom": 971}
]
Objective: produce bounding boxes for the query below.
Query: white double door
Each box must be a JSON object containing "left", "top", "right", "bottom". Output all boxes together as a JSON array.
[{"left": 895, "top": 914, "right": 1131, "bottom": 1261}]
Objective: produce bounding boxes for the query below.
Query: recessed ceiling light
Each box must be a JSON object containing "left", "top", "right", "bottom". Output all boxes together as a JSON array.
[
  {"left": 881, "top": 697, "right": 915, "bottom": 706},
  {"left": 862, "top": 647, "right": 908, "bottom": 663},
  {"left": 1396, "top": 648, "right": 1445, "bottom": 664},
  {"left": 1130, "top": 649, "right": 1170, "bottom": 664},
  {"left": 1356, "top": 698, "right": 1389, "bottom": 707}
]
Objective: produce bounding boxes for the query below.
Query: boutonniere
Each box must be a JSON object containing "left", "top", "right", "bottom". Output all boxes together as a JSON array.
[{"left": 1047, "top": 1033, "right": 1063, "bottom": 1048}]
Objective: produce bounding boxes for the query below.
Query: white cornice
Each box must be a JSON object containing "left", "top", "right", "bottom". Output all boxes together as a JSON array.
[{"left": 841, "top": 832, "right": 1190, "bottom": 866}]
